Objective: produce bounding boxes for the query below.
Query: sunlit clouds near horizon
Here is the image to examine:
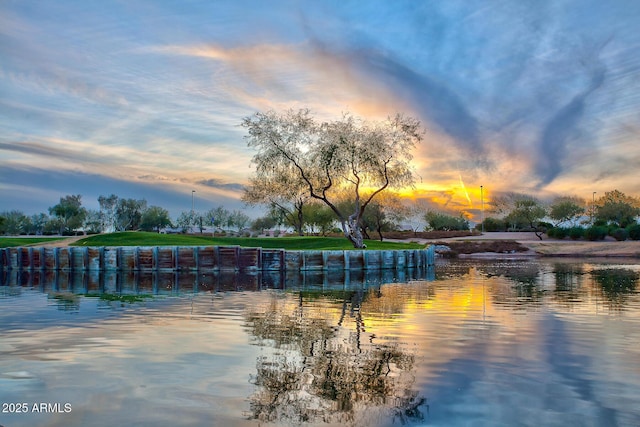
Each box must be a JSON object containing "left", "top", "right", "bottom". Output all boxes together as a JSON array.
[{"left": 1, "top": 0, "right": 639, "bottom": 219}]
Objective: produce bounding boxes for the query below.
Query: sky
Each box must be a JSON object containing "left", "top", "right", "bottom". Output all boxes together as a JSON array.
[{"left": 2, "top": 0, "right": 640, "bottom": 221}]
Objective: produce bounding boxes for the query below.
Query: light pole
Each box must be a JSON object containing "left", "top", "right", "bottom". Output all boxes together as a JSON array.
[
  {"left": 191, "top": 190, "right": 196, "bottom": 213},
  {"left": 592, "top": 191, "right": 596, "bottom": 224},
  {"left": 480, "top": 185, "right": 485, "bottom": 234}
]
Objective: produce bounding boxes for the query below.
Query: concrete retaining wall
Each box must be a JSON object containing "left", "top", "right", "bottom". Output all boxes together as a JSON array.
[{"left": 0, "top": 245, "right": 435, "bottom": 273}]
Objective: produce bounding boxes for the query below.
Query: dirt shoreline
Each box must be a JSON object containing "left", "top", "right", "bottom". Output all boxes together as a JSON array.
[{"left": 388, "top": 232, "right": 640, "bottom": 258}]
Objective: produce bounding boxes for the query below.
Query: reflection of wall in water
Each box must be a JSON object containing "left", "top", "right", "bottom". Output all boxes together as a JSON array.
[{"left": 2, "top": 268, "right": 435, "bottom": 295}]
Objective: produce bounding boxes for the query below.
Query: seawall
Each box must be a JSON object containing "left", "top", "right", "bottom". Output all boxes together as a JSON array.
[{"left": 0, "top": 245, "right": 435, "bottom": 273}]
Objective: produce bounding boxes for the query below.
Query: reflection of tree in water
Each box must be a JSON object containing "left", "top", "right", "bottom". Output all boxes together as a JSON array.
[
  {"left": 245, "top": 289, "right": 425, "bottom": 426},
  {"left": 552, "top": 263, "right": 584, "bottom": 306},
  {"left": 591, "top": 268, "right": 639, "bottom": 309},
  {"left": 48, "top": 292, "right": 81, "bottom": 311},
  {"left": 478, "top": 262, "right": 543, "bottom": 305}
]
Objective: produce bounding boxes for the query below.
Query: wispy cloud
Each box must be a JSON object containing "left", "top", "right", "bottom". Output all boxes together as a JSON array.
[
  {"left": 197, "top": 178, "right": 245, "bottom": 193},
  {"left": 1, "top": 0, "right": 639, "bottom": 217}
]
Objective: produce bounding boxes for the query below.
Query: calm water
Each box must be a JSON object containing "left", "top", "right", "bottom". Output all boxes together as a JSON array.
[{"left": 1, "top": 259, "right": 640, "bottom": 427}]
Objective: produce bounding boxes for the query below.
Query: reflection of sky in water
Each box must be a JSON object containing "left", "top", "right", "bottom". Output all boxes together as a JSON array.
[{"left": 0, "top": 259, "right": 639, "bottom": 427}]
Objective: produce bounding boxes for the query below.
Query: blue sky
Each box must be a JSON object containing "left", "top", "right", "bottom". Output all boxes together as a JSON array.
[{"left": 1, "top": 0, "right": 639, "bottom": 219}]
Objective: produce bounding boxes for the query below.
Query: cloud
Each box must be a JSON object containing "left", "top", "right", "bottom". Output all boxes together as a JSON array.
[
  {"left": 343, "top": 49, "right": 482, "bottom": 154},
  {"left": 197, "top": 178, "right": 245, "bottom": 192},
  {"left": 148, "top": 42, "right": 405, "bottom": 119},
  {"left": 534, "top": 42, "right": 609, "bottom": 188},
  {"left": 0, "top": 164, "right": 249, "bottom": 217}
]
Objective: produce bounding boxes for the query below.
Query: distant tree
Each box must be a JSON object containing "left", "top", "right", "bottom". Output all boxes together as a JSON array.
[
  {"left": 549, "top": 196, "right": 585, "bottom": 227},
  {"left": 505, "top": 196, "right": 547, "bottom": 240},
  {"left": 304, "top": 203, "right": 336, "bottom": 236},
  {"left": 478, "top": 217, "right": 507, "bottom": 232},
  {"left": 98, "top": 194, "right": 119, "bottom": 232},
  {"left": 404, "top": 200, "right": 430, "bottom": 235},
  {"left": 206, "top": 206, "right": 231, "bottom": 231},
  {"left": 489, "top": 192, "right": 522, "bottom": 219},
  {"left": 0, "top": 210, "right": 27, "bottom": 235},
  {"left": 83, "top": 210, "right": 103, "bottom": 234},
  {"left": 243, "top": 172, "right": 310, "bottom": 236},
  {"left": 251, "top": 215, "right": 278, "bottom": 233},
  {"left": 361, "top": 194, "right": 411, "bottom": 240},
  {"left": 48, "top": 195, "right": 87, "bottom": 234},
  {"left": 115, "top": 198, "right": 147, "bottom": 231},
  {"left": 243, "top": 109, "right": 423, "bottom": 248},
  {"left": 424, "top": 211, "right": 470, "bottom": 231},
  {"left": 175, "top": 210, "right": 198, "bottom": 233},
  {"left": 140, "top": 206, "right": 172, "bottom": 232},
  {"left": 230, "top": 210, "right": 251, "bottom": 231},
  {"left": 490, "top": 192, "right": 548, "bottom": 235},
  {"left": 595, "top": 190, "right": 640, "bottom": 228},
  {"left": 28, "top": 213, "right": 49, "bottom": 235},
  {"left": 43, "top": 217, "right": 63, "bottom": 235}
]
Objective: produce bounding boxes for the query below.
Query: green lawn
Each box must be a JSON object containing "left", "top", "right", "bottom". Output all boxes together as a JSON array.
[
  {"left": 0, "top": 237, "right": 66, "bottom": 248},
  {"left": 71, "top": 232, "right": 425, "bottom": 250}
]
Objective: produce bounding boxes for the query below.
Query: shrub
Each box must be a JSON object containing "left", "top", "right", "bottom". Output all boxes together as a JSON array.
[
  {"left": 626, "top": 224, "right": 640, "bottom": 240},
  {"left": 611, "top": 228, "right": 628, "bottom": 241},
  {"left": 568, "top": 226, "right": 585, "bottom": 240},
  {"left": 481, "top": 217, "right": 506, "bottom": 232},
  {"left": 585, "top": 226, "right": 607, "bottom": 241},
  {"left": 550, "top": 227, "right": 568, "bottom": 239}
]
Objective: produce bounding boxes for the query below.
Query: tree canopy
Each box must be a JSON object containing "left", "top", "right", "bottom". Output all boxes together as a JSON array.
[
  {"left": 595, "top": 190, "right": 640, "bottom": 228},
  {"left": 549, "top": 196, "right": 585, "bottom": 227},
  {"left": 243, "top": 109, "right": 423, "bottom": 248},
  {"left": 48, "top": 194, "right": 87, "bottom": 234}
]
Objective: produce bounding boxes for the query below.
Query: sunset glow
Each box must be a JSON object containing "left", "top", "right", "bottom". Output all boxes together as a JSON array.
[{"left": 1, "top": 1, "right": 639, "bottom": 218}]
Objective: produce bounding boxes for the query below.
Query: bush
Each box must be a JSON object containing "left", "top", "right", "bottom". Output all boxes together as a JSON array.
[
  {"left": 549, "top": 227, "right": 567, "bottom": 239},
  {"left": 481, "top": 217, "right": 506, "bottom": 232},
  {"left": 627, "top": 224, "right": 640, "bottom": 240},
  {"left": 611, "top": 228, "right": 628, "bottom": 241},
  {"left": 568, "top": 226, "right": 585, "bottom": 240},
  {"left": 585, "top": 226, "right": 607, "bottom": 241}
]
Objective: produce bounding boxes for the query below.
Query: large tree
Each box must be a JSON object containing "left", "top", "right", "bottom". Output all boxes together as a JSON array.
[{"left": 243, "top": 109, "right": 422, "bottom": 248}]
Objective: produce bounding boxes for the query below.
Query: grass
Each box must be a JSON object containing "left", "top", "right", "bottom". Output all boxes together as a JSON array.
[
  {"left": 0, "top": 237, "right": 66, "bottom": 248},
  {"left": 71, "top": 231, "right": 425, "bottom": 250}
]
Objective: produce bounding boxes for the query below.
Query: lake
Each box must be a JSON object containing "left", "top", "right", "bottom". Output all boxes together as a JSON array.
[{"left": 1, "top": 259, "right": 639, "bottom": 427}]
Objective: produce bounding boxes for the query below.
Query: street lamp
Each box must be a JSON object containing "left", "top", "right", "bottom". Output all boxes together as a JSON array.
[
  {"left": 480, "top": 185, "right": 485, "bottom": 234},
  {"left": 592, "top": 191, "right": 596, "bottom": 224},
  {"left": 191, "top": 190, "right": 196, "bottom": 213}
]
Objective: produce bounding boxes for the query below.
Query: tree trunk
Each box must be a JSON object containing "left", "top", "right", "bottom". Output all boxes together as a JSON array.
[
  {"left": 296, "top": 207, "right": 304, "bottom": 236},
  {"left": 343, "top": 216, "right": 365, "bottom": 248}
]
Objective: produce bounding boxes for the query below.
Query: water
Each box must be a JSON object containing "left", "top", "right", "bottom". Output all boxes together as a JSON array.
[{"left": 1, "top": 259, "right": 639, "bottom": 427}]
